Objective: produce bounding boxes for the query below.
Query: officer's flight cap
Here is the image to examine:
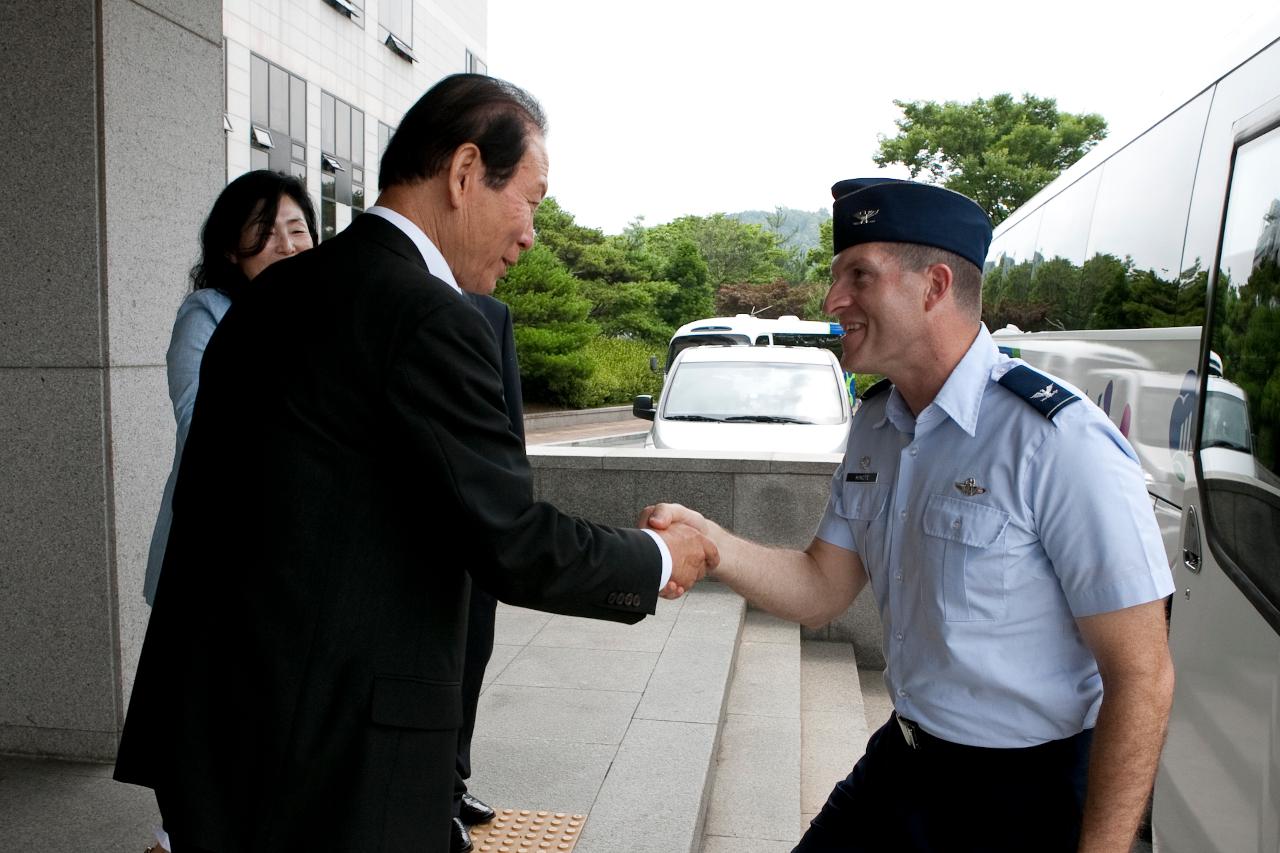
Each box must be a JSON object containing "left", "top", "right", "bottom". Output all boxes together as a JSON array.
[{"left": 831, "top": 177, "right": 993, "bottom": 271}]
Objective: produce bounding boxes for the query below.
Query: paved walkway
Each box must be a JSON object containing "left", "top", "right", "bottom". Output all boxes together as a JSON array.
[{"left": 0, "top": 585, "right": 746, "bottom": 853}]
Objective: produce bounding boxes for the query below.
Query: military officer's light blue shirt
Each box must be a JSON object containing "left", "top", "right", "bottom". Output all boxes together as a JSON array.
[{"left": 816, "top": 324, "right": 1174, "bottom": 748}]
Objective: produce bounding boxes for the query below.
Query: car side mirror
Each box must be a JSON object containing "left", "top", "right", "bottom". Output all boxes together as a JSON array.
[
  {"left": 633, "top": 394, "right": 656, "bottom": 421},
  {"left": 649, "top": 355, "right": 659, "bottom": 373}
]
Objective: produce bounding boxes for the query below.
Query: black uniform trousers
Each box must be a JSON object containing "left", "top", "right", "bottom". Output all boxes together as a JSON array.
[{"left": 793, "top": 713, "right": 1092, "bottom": 853}]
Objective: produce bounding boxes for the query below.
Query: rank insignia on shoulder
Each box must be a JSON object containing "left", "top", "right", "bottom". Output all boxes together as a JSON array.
[
  {"left": 997, "top": 364, "right": 1080, "bottom": 420},
  {"left": 954, "top": 478, "right": 986, "bottom": 496}
]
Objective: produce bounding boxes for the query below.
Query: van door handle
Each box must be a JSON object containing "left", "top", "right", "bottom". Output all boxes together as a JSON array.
[{"left": 1182, "top": 506, "right": 1202, "bottom": 574}]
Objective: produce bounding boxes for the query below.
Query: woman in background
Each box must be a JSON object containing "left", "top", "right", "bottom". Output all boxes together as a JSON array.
[{"left": 143, "top": 170, "right": 318, "bottom": 606}]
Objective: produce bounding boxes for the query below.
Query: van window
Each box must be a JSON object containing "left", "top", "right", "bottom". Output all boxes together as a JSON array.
[{"left": 1201, "top": 122, "right": 1280, "bottom": 615}]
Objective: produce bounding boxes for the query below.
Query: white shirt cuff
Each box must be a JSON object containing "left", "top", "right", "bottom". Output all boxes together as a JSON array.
[{"left": 642, "top": 528, "right": 673, "bottom": 589}]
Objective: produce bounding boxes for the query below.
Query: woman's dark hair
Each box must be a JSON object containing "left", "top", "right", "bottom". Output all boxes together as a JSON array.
[
  {"left": 379, "top": 73, "right": 547, "bottom": 192},
  {"left": 190, "top": 170, "right": 319, "bottom": 299}
]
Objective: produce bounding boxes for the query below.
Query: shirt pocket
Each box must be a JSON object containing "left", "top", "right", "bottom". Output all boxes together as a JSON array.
[
  {"left": 922, "top": 494, "right": 1011, "bottom": 622},
  {"left": 832, "top": 483, "right": 889, "bottom": 556}
]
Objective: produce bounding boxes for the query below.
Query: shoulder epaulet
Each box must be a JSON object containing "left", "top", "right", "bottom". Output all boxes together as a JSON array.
[
  {"left": 859, "top": 377, "right": 892, "bottom": 401},
  {"left": 996, "top": 364, "right": 1080, "bottom": 420}
]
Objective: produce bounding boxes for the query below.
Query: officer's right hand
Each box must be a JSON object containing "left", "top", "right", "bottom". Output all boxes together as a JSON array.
[
  {"left": 640, "top": 502, "right": 710, "bottom": 536},
  {"left": 654, "top": 520, "right": 718, "bottom": 599}
]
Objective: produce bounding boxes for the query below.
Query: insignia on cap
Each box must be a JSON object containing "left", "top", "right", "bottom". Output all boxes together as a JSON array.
[
  {"left": 852, "top": 209, "right": 879, "bottom": 225},
  {"left": 954, "top": 478, "right": 987, "bottom": 497}
]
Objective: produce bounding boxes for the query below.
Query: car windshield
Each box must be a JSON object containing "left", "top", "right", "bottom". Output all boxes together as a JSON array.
[{"left": 662, "top": 361, "right": 845, "bottom": 425}]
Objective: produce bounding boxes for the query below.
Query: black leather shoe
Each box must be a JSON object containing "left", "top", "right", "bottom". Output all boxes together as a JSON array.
[
  {"left": 450, "top": 817, "right": 474, "bottom": 853},
  {"left": 458, "top": 792, "right": 496, "bottom": 825}
]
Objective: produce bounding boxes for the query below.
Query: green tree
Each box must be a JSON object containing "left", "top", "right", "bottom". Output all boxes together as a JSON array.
[
  {"left": 874, "top": 94, "right": 1107, "bottom": 224},
  {"left": 803, "top": 219, "right": 835, "bottom": 284},
  {"left": 646, "top": 214, "right": 788, "bottom": 286},
  {"left": 657, "top": 239, "right": 714, "bottom": 326},
  {"left": 715, "top": 279, "right": 824, "bottom": 319},
  {"left": 579, "top": 278, "right": 676, "bottom": 343},
  {"left": 494, "top": 244, "right": 597, "bottom": 406}
]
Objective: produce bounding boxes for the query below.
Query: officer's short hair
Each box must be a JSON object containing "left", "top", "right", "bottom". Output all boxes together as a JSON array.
[{"left": 885, "top": 243, "right": 983, "bottom": 318}]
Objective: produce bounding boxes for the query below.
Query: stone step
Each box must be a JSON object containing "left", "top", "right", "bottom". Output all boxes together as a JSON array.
[
  {"left": 701, "top": 609, "right": 802, "bottom": 852},
  {"left": 472, "top": 583, "right": 746, "bottom": 853},
  {"left": 699, "top": 608, "right": 879, "bottom": 853}
]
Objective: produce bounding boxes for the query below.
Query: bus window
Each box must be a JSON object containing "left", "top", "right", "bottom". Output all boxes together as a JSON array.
[{"left": 1201, "top": 121, "right": 1280, "bottom": 613}]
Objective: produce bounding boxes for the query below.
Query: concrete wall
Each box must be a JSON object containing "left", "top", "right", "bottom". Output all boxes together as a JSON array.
[
  {"left": 528, "top": 448, "right": 885, "bottom": 668},
  {"left": 0, "top": 0, "right": 222, "bottom": 761}
]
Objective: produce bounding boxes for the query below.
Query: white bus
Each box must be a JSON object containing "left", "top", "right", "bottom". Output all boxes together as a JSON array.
[{"left": 983, "top": 20, "right": 1280, "bottom": 850}]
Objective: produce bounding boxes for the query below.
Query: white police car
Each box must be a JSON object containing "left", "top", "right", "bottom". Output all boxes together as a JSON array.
[{"left": 632, "top": 345, "right": 851, "bottom": 453}]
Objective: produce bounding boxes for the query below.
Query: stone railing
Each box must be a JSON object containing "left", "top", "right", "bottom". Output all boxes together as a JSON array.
[{"left": 528, "top": 447, "right": 884, "bottom": 668}]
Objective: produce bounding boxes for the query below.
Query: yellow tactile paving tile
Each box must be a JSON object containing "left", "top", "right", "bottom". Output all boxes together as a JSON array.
[{"left": 469, "top": 807, "right": 586, "bottom": 852}]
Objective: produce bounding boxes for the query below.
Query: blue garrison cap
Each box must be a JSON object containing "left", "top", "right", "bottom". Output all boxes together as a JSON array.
[{"left": 831, "top": 178, "right": 993, "bottom": 270}]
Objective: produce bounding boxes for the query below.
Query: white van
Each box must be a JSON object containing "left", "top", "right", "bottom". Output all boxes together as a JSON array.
[
  {"left": 981, "top": 20, "right": 1280, "bottom": 848},
  {"left": 989, "top": 325, "right": 1255, "bottom": 569},
  {"left": 633, "top": 345, "right": 851, "bottom": 454}
]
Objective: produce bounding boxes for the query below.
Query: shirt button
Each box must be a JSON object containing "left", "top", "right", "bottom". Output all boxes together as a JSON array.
[
  {"left": 895, "top": 573, "right": 903, "bottom": 581},
  {"left": 909, "top": 447, "right": 918, "bottom": 457},
  {"left": 899, "top": 510, "right": 907, "bottom": 520},
  {"left": 952, "top": 518, "right": 962, "bottom": 529},
  {"left": 897, "top": 688, "right": 908, "bottom": 697},
  {"left": 895, "top": 631, "right": 904, "bottom": 641}
]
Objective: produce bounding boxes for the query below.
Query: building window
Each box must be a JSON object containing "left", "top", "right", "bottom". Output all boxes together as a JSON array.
[
  {"left": 466, "top": 49, "right": 487, "bottom": 76},
  {"left": 321, "top": 0, "right": 362, "bottom": 19},
  {"left": 377, "top": 121, "right": 394, "bottom": 162},
  {"left": 321, "top": 91, "right": 366, "bottom": 239},
  {"left": 380, "top": 0, "right": 414, "bottom": 61},
  {"left": 250, "top": 54, "right": 307, "bottom": 180}
]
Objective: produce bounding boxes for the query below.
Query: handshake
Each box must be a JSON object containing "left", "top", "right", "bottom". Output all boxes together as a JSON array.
[{"left": 640, "top": 503, "right": 720, "bottom": 600}]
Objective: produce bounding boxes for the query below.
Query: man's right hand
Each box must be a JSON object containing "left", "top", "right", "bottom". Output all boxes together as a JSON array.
[{"left": 655, "top": 520, "right": 718, "bottom": 599}]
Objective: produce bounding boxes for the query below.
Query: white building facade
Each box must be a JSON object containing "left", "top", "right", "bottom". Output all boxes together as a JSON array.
[{"left": 223, "top": 0, "right": 488, "bottom": 239}]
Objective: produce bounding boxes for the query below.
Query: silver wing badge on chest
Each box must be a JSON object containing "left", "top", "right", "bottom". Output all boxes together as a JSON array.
[{"left": 954, "top": 478, "right": 987, "bottom": 497}]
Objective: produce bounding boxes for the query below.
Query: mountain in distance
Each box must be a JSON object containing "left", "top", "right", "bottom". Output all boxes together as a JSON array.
[{"left": 730, "top": 206, "right": 831, "bottom": 254}]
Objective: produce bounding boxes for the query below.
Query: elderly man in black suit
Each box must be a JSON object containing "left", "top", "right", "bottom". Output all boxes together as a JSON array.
[{"left": 114, "top": 74, "right": 716, "bottom": 853}]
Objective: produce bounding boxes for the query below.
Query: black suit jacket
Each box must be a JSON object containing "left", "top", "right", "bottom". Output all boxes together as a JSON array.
[
  {"left": 115, "top": 214, "right": 659, "bottom": 852},
  {"left": 466, "top": 293, "right": 524, "bottom": 443}
]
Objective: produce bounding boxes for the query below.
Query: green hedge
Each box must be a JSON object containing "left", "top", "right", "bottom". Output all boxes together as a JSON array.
[{"left": 568, "top": 337, "right": 665, "bottom": 409}]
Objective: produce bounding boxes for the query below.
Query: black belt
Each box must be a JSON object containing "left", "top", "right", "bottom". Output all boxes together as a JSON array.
[{"left": 893, "top": 712, "right": 1091, "bottom": 757}]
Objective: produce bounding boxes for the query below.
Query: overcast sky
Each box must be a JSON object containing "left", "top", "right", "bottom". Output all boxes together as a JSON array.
[{"left": 487, "top": 1, "right": 1277, "bottom": 235}]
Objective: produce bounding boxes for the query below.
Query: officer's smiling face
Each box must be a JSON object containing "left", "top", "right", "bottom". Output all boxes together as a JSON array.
[{"left": 824, "top": 242, "right": 927, "bottom": 376}]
